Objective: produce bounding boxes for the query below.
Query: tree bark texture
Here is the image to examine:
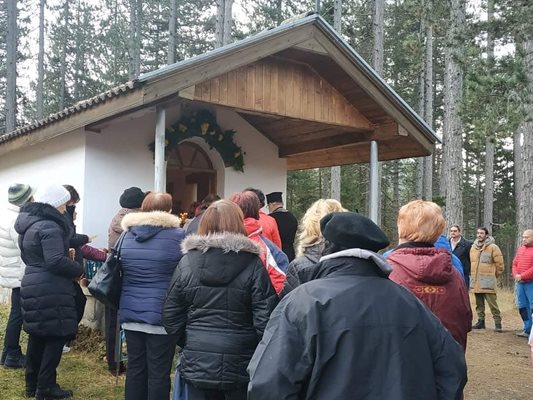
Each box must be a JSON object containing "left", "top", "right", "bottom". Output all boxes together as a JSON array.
[
  {"left": 167, "top": 0, "right": 177, "bottom": 64},
  {"left": 330, "top": 0, "right": 342, "bottom": 201},
  {"left": 517, "top": 38, "right": 533, "bottom": 234},
  {"left": 423, "top": 1, "right": 434, "bottom": 200},
  {"left": 5, "top": 0, "right": 17, "bottom": 132},
  {"left": 129, "top": 0, "right": 141, "bottom": 79},
  {"left": 59, "top": 0, "right": 70, "bottom": 111},
  {"left": 36, "top": 0, "right": 45, "bottom": 119},
  {"left": 441, "top": 0, "right": 465, "bottom": 228},
  {"left": 215, "top": 0, "right": 224, "bottom": 48},
  {"left": 223, "top": 0, "right": 233, "bottom": 46},
  {"left": 483, "top": 0, "right": 495, "bottom": 233}
]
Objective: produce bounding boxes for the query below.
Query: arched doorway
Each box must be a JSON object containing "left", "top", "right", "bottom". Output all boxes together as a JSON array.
[{"left": 166, "top": 141, "right": 216, "bottom": 214}]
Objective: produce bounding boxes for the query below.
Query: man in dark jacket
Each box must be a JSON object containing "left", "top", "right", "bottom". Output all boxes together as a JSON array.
[
  {"left": 15, "top": 184, "right": 83, "bottom": 399},
  {"left": 449, "top": 224, "right": 472, "bottom": 286},
  {"left": 266, "top": 192, "right": 298, "bottom": 262},
  {"left": 248, "top": 212, "right": 467, "bottom": 400}
]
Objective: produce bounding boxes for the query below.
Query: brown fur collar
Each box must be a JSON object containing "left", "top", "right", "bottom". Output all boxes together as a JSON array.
[{"left": 121, "top": 211, "right": 181, "bottom": 230}]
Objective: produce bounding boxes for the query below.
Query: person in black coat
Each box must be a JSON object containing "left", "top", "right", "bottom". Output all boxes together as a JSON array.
[
  {"left": 15, "top": 184, "right": 84, "bottom": 400},
  {"left": 248, "top": 212, "right": 467, "bottom": 400},
  {"left": 163, "top": 200, "right": 277, "bottom": 400},
  {"left": 449, "top": 224, "right": 473, "bottom": 286},
  {"left": 266, "top": 192, "right": 298, "bottom": 262}
]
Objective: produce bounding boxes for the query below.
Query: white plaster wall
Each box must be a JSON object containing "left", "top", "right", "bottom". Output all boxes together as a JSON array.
[
  {"left": 83, "top": 114, "right": 157, "bottom": 248},
  {"left": 0, "top": 130, "right": 87, "bottom": 227},
  {"left": 216, "top": 107, "right": 287, "bottom": 198}
]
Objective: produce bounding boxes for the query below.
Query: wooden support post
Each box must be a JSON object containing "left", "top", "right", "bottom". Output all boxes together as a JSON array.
[
  {"left": 369, "top": 140, "right": 379, "bottom": 223},
  {"left": 154, "top": 107, "right": 166, "bottom": 192}
]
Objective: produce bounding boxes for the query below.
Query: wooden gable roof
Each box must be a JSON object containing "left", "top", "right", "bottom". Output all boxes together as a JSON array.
[{"left": 0, "top": 14, "right": 438, "bottom": 169}]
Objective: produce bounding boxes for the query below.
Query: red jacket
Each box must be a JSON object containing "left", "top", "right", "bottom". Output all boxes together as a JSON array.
[
  {"left": 512, "top": 245, "right": 533, "bottom": 282},
  {"left": 388, "top": 247, "right": 472, "bottom": 351},
  {"left": 244, "top": 218, "right": 286, "bottom": 294},
  {"left": 258, "top": 210, "right": 282, "bottom": 249}
]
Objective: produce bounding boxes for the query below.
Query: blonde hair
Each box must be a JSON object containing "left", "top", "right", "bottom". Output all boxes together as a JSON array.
[
  {"left": 397, "top": 200, "right": 445, "bottom": 244},
  {"left": 197, "top": 200, "right": 247, "bottom": 236},
  {"left": 296, "top": 199, "right": 346, "bottom": 256}
]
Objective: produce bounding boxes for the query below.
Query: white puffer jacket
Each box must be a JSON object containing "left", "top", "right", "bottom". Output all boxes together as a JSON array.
[{"left": 0, "top": 203, "right": 25, "bottom": 288}]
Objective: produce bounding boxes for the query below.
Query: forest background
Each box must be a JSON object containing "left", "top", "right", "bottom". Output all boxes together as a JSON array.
[{"left": 0, "top": 0, "right": 532, "bottom": 287}]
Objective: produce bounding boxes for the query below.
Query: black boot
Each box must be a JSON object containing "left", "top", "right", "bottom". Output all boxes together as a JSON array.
[
  {"left": 35, "top": 386, "right": 73, "bottom": 400},
  {"left": 3, "top": 353, "right": 26, "bottom": 369},
  {"left": 473, "top": 320, "right": 485, "bottom": 329}
]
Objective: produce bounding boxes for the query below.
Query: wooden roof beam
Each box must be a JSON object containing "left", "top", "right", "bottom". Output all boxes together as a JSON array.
[{"left": 279, "top": 131, "right": 373, "bottom": 157}]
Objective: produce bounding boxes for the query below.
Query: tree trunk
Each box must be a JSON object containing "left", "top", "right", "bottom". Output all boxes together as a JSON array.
[
  {"left": 215, "top": 0, "right": 224, "bottom": 48},
  {"left": 129, "top": 0, "right": 141, "bottom": 79},
  {"left": 483, "top": 0, "right": 495, "bottom": 233},
  {"left": 73, "top": 0, "right": 82, "bottom": 101},
  {"left": 167, "top": 0, "right": 177, "bottom": 64},
  {"left": 223, "top": 0, "right": 233, "bottom": 46},
  {"left": 441, "top": 0, "right": 465, "bottom": 228},
  {"left": 416, "top": 55, "right": 425, "bottom": 199},
  {"left": 517, "top": 38, "right": 533, "bottom": 235},
  {"left": 330, "top": 0, "right": 342, "bottom": 201},
  {"left": 423, "top": 0, "right": 434, "bottom": 201},
  {"left": 59, "top": 0, "right": 70, "bottom": 111},
  {"left": 36, "top": 0, "right": 46, "bottom": 119},
  {"left": 5, "top": 0, "right": 17, "bottom": 132},
  {"left": 372, "top": 0, "right": 384, "bottom": 224},
  {"left": 514, "top": 130, "right": 523, "bottom": 247}
]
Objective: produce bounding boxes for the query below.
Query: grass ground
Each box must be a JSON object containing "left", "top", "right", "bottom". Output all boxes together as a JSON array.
[{"left": 0, "top": 304, "right": 125, "bottom": 400}]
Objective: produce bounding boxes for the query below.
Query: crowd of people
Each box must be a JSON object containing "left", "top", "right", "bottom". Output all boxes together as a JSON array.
[{"left": 1, "top": 182, "right": 532, "bottom": 399}]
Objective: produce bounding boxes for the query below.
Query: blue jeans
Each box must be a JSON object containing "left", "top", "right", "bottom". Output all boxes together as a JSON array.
[
  {"left": 515, "top": 281, "right": 533, "bottom": 333},
  {"left": 2, "top": 288, "right": 23, "bottom": 358}
]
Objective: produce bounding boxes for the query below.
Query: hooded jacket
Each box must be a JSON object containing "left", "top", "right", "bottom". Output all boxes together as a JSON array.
[
  {"left": 387, "top": 246, "right": 472, "bottom": 350},
  {"left": 0, "top": 203, "right": 25, "bottom": 288},
  {"left": 279, "top": 241, "right": 323, "bottom": 298},
  {"left": 244, "top": 218, "right": 287, "bottom": 294},
  {"left": 470, "top": 236, "right": 504, "bottom": 294},
  {"left": 162, "top": 233, "right": 277, "bottom": 390},
  {"left": 119, "top": 211, "right": 185, "bottom": 326},
  {"left": 248, "top": 249, "right": 467, "bottom": 400},
  {"left": 14, "top": 202, "right": 84, "bottom": 338}
]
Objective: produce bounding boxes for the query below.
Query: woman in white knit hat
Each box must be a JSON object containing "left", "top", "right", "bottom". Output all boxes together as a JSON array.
[{"left": 15, "top": 184, "right": 83, "bottom": 400}]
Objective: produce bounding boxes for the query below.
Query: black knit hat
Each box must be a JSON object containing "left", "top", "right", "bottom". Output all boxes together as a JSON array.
[
  {"left": 119, "top": 187, "right": 146, "bottom": 209},
  {"left": 8, "top": 183, "right": 35, "bottom": 207},
  {"left": 266, "top": 191, "right": 283, "bottom": 204},
  {"left": 320, "top": 212, "right": 390, "bottom": 252}
]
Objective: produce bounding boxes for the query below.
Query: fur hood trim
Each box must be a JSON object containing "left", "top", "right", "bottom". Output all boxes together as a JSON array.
[
  {"left": 182, "top": 232, "right": 262, "bottom": 255},
  {"left": 121, "top": 211, "right": 181, "bottom": 230}
]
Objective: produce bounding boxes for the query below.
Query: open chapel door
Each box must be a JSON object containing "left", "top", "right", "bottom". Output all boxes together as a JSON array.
[{"left": 166, "top": 141, "right": 217, "bottom": 213}]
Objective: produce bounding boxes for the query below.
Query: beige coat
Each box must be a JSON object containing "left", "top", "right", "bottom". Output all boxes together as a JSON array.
[{"left": 470, "top": 236, "right": 504, "bottom": 294}]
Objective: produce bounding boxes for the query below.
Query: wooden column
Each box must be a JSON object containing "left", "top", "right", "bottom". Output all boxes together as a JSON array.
[{"left": 154, "top": 107, "right": 166, "bottom": 192}]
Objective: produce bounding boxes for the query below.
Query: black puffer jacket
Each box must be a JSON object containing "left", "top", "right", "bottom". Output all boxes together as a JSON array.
[
  {"left": 248, "top": 249, "right": 468, "bottom": 400},
  {"left": 279, "top": 242, "right": 323, "bottom": 298},
  {"left": 163, "top": 233, "right": 277, "bottom": 390},
  {"left": 15, "top": 203, "right": 84, "bottom": 338}
]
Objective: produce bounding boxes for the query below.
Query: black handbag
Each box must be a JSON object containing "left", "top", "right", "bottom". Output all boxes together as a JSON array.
[{"left": 88, "top": 232, "right": 127, "bottom": 309}]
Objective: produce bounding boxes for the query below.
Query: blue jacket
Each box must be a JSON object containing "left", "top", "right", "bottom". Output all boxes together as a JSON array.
[{"left": 119, "top": 211, "right": 185, "bottom": 326}]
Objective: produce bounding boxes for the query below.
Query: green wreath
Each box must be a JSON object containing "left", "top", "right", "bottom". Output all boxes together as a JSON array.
[{"left": 149, "top": 109, "right": 245, "bottom": 172}]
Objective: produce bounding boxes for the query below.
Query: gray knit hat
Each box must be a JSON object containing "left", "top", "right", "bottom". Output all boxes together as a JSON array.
[{"left": 8, "top": 183, "right": 36, "bottom": 207}]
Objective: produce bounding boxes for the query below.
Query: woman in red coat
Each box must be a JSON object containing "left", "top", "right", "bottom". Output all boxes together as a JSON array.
[{"left": 387, "top": 200, "right": 472, "bottom": 351}]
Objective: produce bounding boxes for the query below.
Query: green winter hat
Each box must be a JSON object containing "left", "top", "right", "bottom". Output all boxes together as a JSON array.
[{"left": 8, "top": 183, "right": 36, "bottom": 207}]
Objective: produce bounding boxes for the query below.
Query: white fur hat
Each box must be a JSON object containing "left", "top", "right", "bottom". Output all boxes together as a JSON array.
[{"left": 34, "top": 184, "right": 71, "bottom": 208}]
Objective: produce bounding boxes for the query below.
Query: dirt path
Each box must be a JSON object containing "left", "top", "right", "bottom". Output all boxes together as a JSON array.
[{"left": 465, "top": 291, "right": 532, "bottom": 400}]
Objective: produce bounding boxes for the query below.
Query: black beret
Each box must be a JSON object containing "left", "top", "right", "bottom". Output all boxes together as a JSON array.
[
  {"left": 119, "top": 187, "right": 146, "bottom": 209},
  {"left": 320, "top": 212, "right": 390, "bottom": 252}
]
